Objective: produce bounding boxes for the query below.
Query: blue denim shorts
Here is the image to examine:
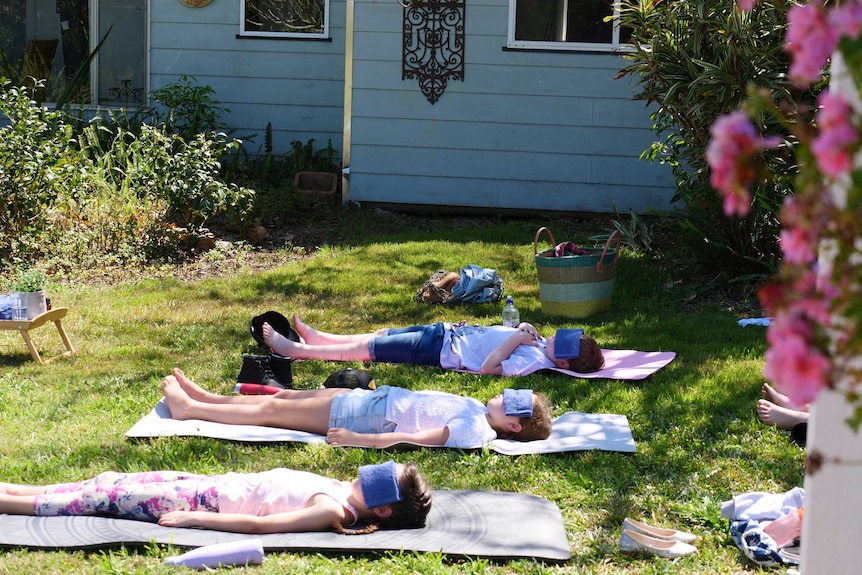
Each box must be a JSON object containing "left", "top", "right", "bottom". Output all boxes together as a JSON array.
[
  {"left": 328, "top": 386, "right": 396, "bottom": 433},
  {"left": 368, "top": 322, "right": 445, "bottom": 366}
]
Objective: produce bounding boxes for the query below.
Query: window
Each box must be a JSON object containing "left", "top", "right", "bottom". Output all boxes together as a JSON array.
[
  {"left": 241, "top": 0, "right": 329, "bottom": 39},
  {"left": 508, "top": 0, "right": 632, "bottom": 51},
  {"left": 0, "top": 0, "right": 147, "bottom": 106}
]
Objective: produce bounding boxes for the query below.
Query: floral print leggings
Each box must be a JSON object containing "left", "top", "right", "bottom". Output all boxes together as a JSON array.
[{"left": 33, "top": 471, "right": 221, "bottom": 522}]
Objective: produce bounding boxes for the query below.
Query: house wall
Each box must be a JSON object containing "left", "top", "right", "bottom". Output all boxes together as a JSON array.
[
  {"left": 150, "top": 0, "right": 346, "bottom": 157},
  {"left": 346, "top": 0, "right": 675, "bottom": 214}
]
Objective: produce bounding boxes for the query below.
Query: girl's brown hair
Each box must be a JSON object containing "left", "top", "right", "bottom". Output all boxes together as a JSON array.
[
  {"left": 565, "top": 335, "right": 605, "bottom": 373},
  {"left": 338, "top": 463, "right": 432, "bottom": 535}
]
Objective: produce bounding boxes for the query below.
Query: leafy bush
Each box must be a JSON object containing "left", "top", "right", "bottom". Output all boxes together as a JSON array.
[
  {"left": 0, "top": 79, "right": 74, "bottom": 260},
  {"left": 136, "top": 74, "right": 230, "bottom": 142},
  {"left": 124, "top": 125, "right": 255, "bottom": 236},
  {"left": 617, "top": 0, "right": 821, "bottom": 278},
  {"left": 0, "top": 78, "right": 256, "bottom": 273}
]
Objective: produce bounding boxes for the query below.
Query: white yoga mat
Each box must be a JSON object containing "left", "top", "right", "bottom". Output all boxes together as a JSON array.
[{"left": 126, "top": 400, "right": 636, "bottom": 454}]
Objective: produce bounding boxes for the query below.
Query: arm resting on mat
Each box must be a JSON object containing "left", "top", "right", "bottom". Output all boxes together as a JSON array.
[
  {"left": 158, "top": 494, "right": 346, "bottom": 534},
  {"left": 327, "top": 427, "right": 450, "bottom": 448}
]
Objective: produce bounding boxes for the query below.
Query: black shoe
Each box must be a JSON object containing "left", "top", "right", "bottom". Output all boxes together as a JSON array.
[
  {"left": 323, "top": 369, "right": 376, "bottom": 390},
  {"left": 250, "top": 311, "right": 300, "bottom": 348},
  {"left": 269, "top": 352, "right": 293, "bottom": 387},
  {"left": 237, "top": 355, "right": 290, "bottom": 389}
]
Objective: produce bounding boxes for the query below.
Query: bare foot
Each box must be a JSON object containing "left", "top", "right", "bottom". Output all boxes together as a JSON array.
[
  {"left": 171, "top": 368, "right": 218, "bottom": 403},
  {"left": 292, "top": 314, "right": 315, "bottom": 342},
  {"left": 162, "top": 375, "right": 196, "bottom": 420},
  {"left": 757, "top": 399, "right": 810, "bottom": 430},
  {"left": 762, "top": 383, "right": 809, "bottom": 411},
  {"left": 263, "top": 322, "right": 298, "bottom": 356},
  {"left": 761, "top": 383, "right": 791, "bottom": 407}
]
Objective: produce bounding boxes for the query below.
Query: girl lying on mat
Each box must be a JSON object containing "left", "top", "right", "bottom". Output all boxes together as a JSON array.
[
  {"left": 260, "top": 313, "right": 605, "bottom": 376},
  {"left": 0, "top": 460, "right": 431, "bottom": 535},
  {"left": 162, "top": 368, "right": 552, "bottom": 448}
]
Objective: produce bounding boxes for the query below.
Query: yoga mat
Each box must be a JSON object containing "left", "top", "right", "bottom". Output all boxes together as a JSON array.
[
  {"left": 454, "top": 349, "right": 675, "bottom": 380},
  {"left": 0, "top": 490, "right": 571, "bottom": 562},
  {"left": 126, "top": 400, "right": 636, "bottom": 453},
  {"left": 549, "top": 349, "right": 676, "bottom": 380}
]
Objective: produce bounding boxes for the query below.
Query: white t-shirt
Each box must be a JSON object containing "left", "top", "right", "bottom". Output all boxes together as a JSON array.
[
  {"left": 384, "top": 387, "right": 497, "bottom": 448},
  {"left": 439, "top": 324, "right": 554, "bottom": 376},
  {"left": 217, "top": 468, "right": 358, "bottom": 524}
]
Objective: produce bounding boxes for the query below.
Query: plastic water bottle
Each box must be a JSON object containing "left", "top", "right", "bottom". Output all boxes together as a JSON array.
[{"left": 502, "top": 296, "right": 520, "bottom": 327}]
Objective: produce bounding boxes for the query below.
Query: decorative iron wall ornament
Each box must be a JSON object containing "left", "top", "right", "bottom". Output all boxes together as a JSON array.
[{"left": 402, "top": 0, "right": 465, "bottom": 105}]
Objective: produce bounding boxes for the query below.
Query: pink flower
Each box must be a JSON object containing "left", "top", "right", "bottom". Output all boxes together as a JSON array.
[
  {"left": 763, "top": 340, "right": 830, "bottom": 406},
  {"left": 737, "top": 0, "right": 758, "bottom": 11},
  {"left": 706, "top": 111, "right": 780, "bottom": 217},
  {"left": 780, "top": 227, "right": 815, "bottom": 265},
  {"left": 785, "top": 2, "right": 836, "bottom": 86},
  {"left": 764, "top": 312, "right": 830, "bottom": 406},
  {"left": 811, "top": 91, "right": 857, "bottom": 178},
  {"left": 827, "top": 3, "right": 862, "bottom": 44}
]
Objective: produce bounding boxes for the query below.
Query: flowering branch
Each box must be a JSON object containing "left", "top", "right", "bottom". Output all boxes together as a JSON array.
[{"left": 708, "top": 0, "right": 862, "bottom": 429}]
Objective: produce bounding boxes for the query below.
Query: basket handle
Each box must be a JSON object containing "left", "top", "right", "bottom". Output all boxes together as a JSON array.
[
  {"left": 596, "top": 230, "right": 621, "bottom": 273},
  {"left": 533, "top": 227, "right": 556, "bottom": 255}
]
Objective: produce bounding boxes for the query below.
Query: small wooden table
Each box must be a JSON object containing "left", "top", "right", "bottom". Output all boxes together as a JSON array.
[{"left": 0, "top": 307, "right": 75, "bottom": 364}]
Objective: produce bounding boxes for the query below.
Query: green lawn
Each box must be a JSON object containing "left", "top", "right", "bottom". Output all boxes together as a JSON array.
[{"left": 0, "top": 214, "right": 801, "bottom": 574}]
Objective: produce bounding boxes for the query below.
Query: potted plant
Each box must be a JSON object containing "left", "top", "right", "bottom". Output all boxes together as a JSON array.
[{"left": 5, "top": 268, "right": 47, "bottom": 320}]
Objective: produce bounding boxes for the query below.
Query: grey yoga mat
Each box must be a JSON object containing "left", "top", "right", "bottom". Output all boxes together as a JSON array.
[{"left": 0, "top": 490, "right": 571, "bottom": 562}]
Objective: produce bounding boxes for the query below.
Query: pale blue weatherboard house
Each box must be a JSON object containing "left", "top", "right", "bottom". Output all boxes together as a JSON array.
[{"left": 7, "top": 0, "right": 675, "bottom": 214}]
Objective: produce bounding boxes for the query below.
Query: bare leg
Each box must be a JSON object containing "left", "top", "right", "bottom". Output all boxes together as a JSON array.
[
  {"left": 293, "top": 314, "right": 384, "bottom": 344},
  {"left": 263, "top": 323, "right": 374, "bottom": 362},
  {"left": 0, "top": 483, "right": 47, "bottom": 496},
  {"left": 757, "top": 399, "right": 810, "bottom": 430},
  {"left": 0, "top": 492, "right": 38, "bottom": 515},
  {"left": 169, "top": 368, "right": 345, "bottom": 405},
  {"left": 162, "top": 375, "right": 338, "bottom": 433}
]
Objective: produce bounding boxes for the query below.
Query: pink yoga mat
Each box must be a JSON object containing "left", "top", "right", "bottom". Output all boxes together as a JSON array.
[{"left": 549, "top": 349, "right": 676, "bottom": 380}]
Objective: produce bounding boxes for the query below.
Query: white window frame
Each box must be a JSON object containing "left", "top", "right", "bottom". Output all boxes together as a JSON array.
[
  {"left": 240, "top": 0, "right": 330, "bottom": 39},
  {"left": 507, "top": 0, "right": 631, "bottom": 52}
]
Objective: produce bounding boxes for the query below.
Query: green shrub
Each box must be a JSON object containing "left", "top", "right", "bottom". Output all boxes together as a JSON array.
[
  {"left": 125, "top": 125, "right": 255, "bottom": 236},
  {"left": 617, "top": 0, "right": 820, "bottom": 278},
  {"left": 136, "top": 74, "right": 230, "bottom": 142},
  {"left": 0, "top": 79, "right": 74, "bottom": 261},
  {"left": 0, "top": 78, "right": 256, "bottom": 271}
]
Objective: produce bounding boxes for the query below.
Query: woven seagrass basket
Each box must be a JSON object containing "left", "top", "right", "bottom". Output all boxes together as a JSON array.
[{"left": 533, "top": 227, "right": 620, "bottom": 318}]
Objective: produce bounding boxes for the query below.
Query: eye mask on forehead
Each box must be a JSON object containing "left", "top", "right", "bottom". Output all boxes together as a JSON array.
[
  {"left": 554, "top": 328, "right": 584, "bottom": 359},
  {"left": 503, "top": 388, "right": 533, "bottom": 417},
  {"left": 359, "top": 460, "right": 402, "bottom": 508}
]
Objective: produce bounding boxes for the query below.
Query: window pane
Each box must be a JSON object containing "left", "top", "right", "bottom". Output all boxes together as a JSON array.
[
  {"left": 565, "top": 0, "right": 613, "bottom": 43},
  {"left": 2, "top": 1, "right": 146, "bottom": 106},
  {"left": 0, "top": 0, "right": 28, "bottom": 76},
  {"left": 98, "top": 0, "right": 147, "bottom": 105},
  {"left": 245, "top": 0, "right": 325, "bottom": 35},
  {"left": 515, "top": 0, "right": 615, "bottom": 44}
]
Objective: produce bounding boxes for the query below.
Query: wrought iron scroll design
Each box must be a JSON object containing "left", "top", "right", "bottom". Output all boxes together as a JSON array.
[{"left": 402, "top": 0, "right": 465, "bottom": 105}]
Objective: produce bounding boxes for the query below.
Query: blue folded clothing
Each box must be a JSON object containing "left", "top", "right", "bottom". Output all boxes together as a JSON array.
[
  {"left": 0, "top": 294, "right": 13, "bottom": 320},
  {"left": 738, "top": 318, "right": 771, "bottom": 327}
]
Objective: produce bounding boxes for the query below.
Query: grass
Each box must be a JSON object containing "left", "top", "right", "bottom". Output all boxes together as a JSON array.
[{"left": 0, "top": 210, "right": 801, "bottom": 574}]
